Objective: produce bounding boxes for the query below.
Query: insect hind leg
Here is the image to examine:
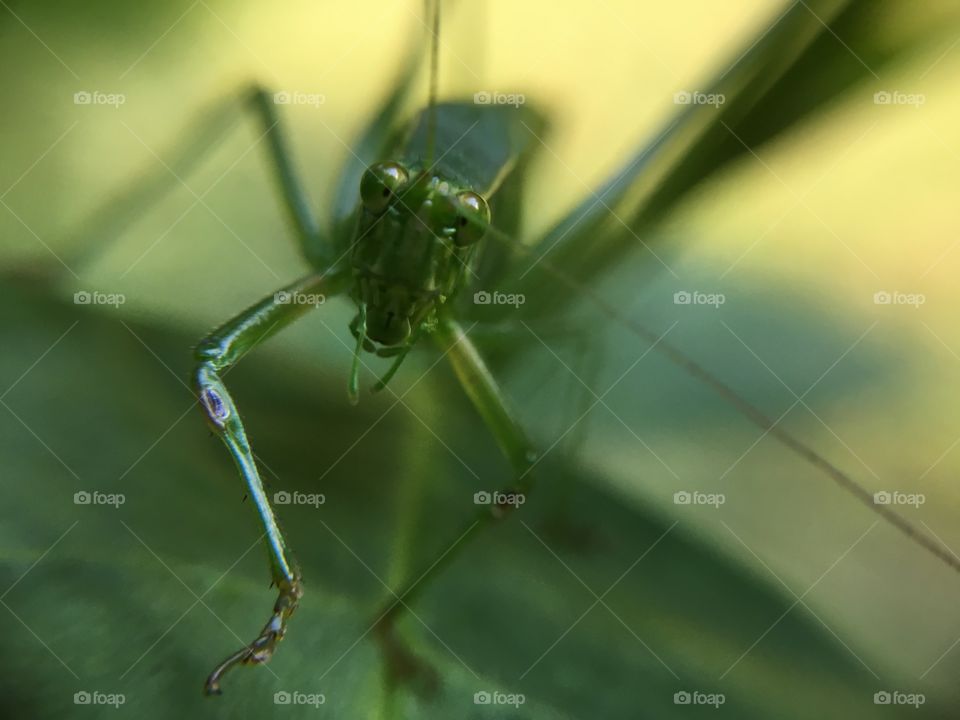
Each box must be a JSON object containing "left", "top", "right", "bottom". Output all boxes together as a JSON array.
[{"left": 371, "top": 316, "right": 538, "bottom": 694}]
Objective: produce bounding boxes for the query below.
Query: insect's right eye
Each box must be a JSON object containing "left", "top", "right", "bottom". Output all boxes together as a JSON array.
[
  {"left": 452, "top": 191, "right": 490, "bottom": 246},
  {"left": 360, "top": 162, "right": 409, "bottom": 214}
]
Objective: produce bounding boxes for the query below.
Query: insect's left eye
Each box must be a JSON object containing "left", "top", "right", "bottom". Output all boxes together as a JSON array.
[
  {"left": 453, "top": 191, "right": 490, "bottom": 246},
  {"left": 360, "top": 162, "right": 409, "bottom": 214}
]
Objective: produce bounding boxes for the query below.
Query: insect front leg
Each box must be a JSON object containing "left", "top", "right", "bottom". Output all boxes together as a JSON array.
[
  {"left": 63, "top": 83, "right": 327, "bottom": 274},
  {"left": 246, "top": 86, "right": 335, "bottom": 268},
  {"left": 195, "top": 270, "right": 348, "bottom": 695},
  {"left": 373, "top": 317, "right": 537, "bottom": 688}
]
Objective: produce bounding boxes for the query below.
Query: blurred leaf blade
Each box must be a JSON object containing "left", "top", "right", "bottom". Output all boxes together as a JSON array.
[
  {"left": 0, "top": 277, "right": 940, "bottom": 718},
  {"left": 520, "top": 0, "right": 960, "bottom": 311}
]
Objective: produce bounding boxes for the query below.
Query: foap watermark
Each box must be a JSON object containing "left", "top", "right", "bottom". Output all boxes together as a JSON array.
[
  {"left": 474, "top": 490, "right": 525, "bottom": 508},
  {"left": 74, "top": 90, "right": 126, "bottom": 108},
  {"left": 274, "top": 490, "right": 325, "bottom": 508},
  {"left": 74, "top": 691, "right": 125, "bottom": 708},
  {"left": 674, "top": 490, "right": 725, "bottom": 508},
  {"left": 873, "top": 90, "right": 925, "bottom": 108},
  {"left": 674, "top": 290, "right": 725, "bottom": 308},
  {"left": 473, "top": 690, "right": 526, "bottom": 708},
  {"left": 274, "top": 690, "right": 326, "bottom": 707},
  {"left": 74, "top": 490, "right": 125, "bottom": 508},
  {"left": 674, "top": 690, "right": 725, "bottom": 708},
  {"left": 874, "top": 690, "right": 925, "bottom": 708},
  {"left": 873, "top": 490, "right": 925, "bottom": 508},
  {"left": 275, "top": 290, "right": 325, "bottom": 306},
  {"left": 273, "top": 91, "right": 326, "bottom": 108},
  {"left": 74, "top": 290, "right": 126, "bottom": 308},
  {"left": 674, "top": 90, "right": 725, "bottom": 107},
  {"left": 873, "top": 290, "right": 925, "bottom": 308},
  {"left": 473, "top": 290, "right": 525, "bottom": 307},
  {"left": 473, "top": 90, "right": 525, "bottom": 107}
]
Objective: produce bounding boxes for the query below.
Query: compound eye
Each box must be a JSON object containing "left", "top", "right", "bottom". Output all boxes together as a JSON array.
[
  {"left": 360, "top": 162, "right": 409, "bottom": 214},
  {"left": 453, "top": 191, "right": 490, "bottom": 246}
]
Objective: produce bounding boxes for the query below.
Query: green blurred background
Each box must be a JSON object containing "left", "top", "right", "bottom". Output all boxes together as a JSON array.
[{"left": 2, "top": 0, "right": 960, "bottom": 717}]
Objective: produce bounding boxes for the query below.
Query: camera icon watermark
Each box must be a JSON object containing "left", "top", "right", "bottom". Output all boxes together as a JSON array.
[
  {"left": 673, "top": 90, "right": 725, "bottom": 107},
  {"left": 473, "top": 90, "right": 526, "bottom": 107},
  {"left": 273, "top": 690, "right": 326, "bottom": 707},
  {"left": 673, "top": 490, "right": 725, "bottom": 508},
  {"left": 473, "top": 290, "right": 525, "bottom": 307},
  {"left": 74, "top": 690, "right": 125, "bottom": 707},
  {"left": 872, "top": 290, "right": 925, "bottom": 308},
  {"left": 673, "top": 290, "right": 725, "bottom": 308},
  {"left": 873, "top": 690, "right": 925, "bottom": 707},
  {"left": 274, "top": 490, "right": 325, "bottom": 508},
  {"left": 274, "top": 290, "right": 325, "bottom": 306},
  {"left": 74, "top": 290, "right": 126, "bottom": 308},
  {"left": 73, "top": 90, "right": 126, "bottom": 108},
  {"left": 873, "top": 490, "right": 925, "bottom": 508},
  {"left": 673, "top": 690, "right": 725, "bottom": 707},
  {"left": 473, "top": 490, "right": 526, "bottom": 508},
  {"left": 273, "top": 91, "right": 326, "bottom": 108},
  {"left": 74, "top": 490, "right": 125, "bottom": 508},
  {"left": 473, "top": 690, "right": 525, "bottom": 707},
  {"left": 873, "top": 90, "right": 925, "bottom": 108}
]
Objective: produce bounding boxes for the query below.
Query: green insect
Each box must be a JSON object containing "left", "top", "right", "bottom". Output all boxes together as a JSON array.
[
  {"left": 60, "top": 0, "right": 960, "bottom": 699},
  {"left": 195, "top": 98, "right": 546, "bottom": 691},
  {"left": 194, "top": 2, "right": 552, "bottom": 693}
]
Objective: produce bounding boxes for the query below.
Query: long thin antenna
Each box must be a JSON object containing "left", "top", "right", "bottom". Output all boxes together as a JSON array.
[
  {"left": 425, "top": 0, "right": 440, "bottom": 167},
  {"left": 486, "top": 224, "right": 960, "bottom": 577}
]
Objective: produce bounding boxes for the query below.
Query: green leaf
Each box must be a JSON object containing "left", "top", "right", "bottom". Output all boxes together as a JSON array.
[
  {"left": 520, "top": 0, "right": 960, "bottom": 310},
  {"left": 0, "top": 277, "right": 938, "bottom": 718}
]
